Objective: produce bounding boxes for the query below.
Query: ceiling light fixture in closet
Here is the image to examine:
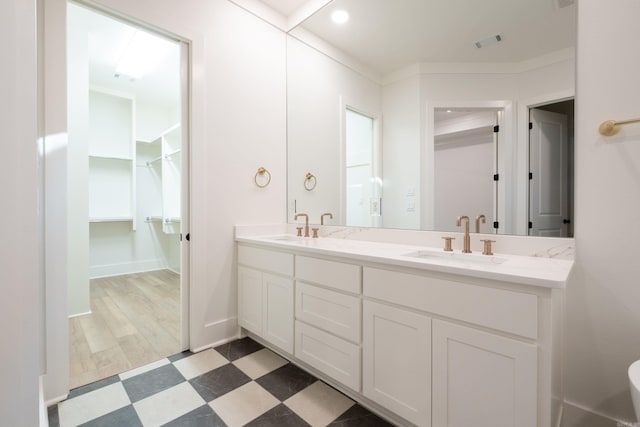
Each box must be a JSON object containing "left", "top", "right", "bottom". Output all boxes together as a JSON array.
[{"left": 115, "top": 30, "right": 170, "bottom": 80}]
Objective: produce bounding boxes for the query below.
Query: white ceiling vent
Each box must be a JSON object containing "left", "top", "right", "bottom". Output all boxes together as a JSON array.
[{"left": 474, "top": 34, "right": 503, "bottom": 49}]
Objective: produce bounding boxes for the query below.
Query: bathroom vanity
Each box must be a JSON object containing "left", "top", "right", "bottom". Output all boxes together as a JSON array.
[{"left": 235, "top": 227, "right": 573, "bottom": 427}]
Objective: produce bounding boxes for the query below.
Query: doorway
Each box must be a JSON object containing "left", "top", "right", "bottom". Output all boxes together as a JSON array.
[
  {"left": 528, "top": 99, "right": 574, "bottom": 237},
  {"left": 433, "top": 108, "right": 501, "bottom": 233},
  {"left": 67, "top": 3, "right": 189, "bottom": 389},
  {"left": 345, "top": 107, "right": 381, "bottom": 227}
]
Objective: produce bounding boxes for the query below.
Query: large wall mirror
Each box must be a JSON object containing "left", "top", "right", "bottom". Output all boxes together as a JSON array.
[{"left": 287, "top": 0, "right": 576, "bottom": 237}]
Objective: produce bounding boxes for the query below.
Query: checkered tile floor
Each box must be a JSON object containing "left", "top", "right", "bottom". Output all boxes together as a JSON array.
[{"left": 48, "top": 337, "right": 393, "bottom": 426}]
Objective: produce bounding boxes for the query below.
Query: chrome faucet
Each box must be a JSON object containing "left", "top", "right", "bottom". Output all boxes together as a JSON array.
[
  {"left": 475, "top": 214, "right": 486, "bottom": 233},
  {"left": 320, "top": 212, "right": 333, "bottom": 225},
  {"left": 456, "top": 215, "right": 472, "bottom": 253},
  {"left": 294, "top": 213, "right": 309, "bottom": 237}
]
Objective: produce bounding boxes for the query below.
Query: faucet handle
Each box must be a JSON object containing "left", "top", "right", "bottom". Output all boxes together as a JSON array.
[
  {"left": 312, "top": 228, "right": 319, "bottom": 238},
  {"left": 296, "top": 227, "right": 303, "bottom": 237},
  {"left": 442, "top": 237, "right": 455, "bottom": 252},
  {"left": 480, "top": 239, "right": 496, "bottom": 256}
]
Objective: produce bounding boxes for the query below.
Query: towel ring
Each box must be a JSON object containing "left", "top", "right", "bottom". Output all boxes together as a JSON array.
[
  {"left": 254, "top": 167, "right": 271, "bottom": 188},
  {"left": 304, "top": 172, "right": 317, "bottom": 191}
]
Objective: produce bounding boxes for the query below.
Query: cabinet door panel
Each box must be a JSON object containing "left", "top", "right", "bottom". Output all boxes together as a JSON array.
[
  {"left": 432, "top": 319, "right": 537, "bottom": 427},
  {"left": 263, "top": 273, "right": 294, "bottom": 354},
  {"left": 363, "top": 300, "right": 431, "bottom": 427},
  {"left": 238, "top": 267, "right": 263, "bottom": 334}
]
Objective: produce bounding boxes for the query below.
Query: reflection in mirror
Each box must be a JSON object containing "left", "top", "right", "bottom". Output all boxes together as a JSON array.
[
  {"left": 287, "top": 0, "right": 576, "bottom": 236},
  {"left": 433, "top": 108, "right": 499, "bottom": 234}
]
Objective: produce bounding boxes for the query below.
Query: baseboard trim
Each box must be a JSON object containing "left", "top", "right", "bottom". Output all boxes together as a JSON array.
[
  {"left": 190, "top": 317, "right": 240, "bottom": 353},
  {"left": 89, "top": 260, "right": 168, "bottom": 279},
  {"left": 562, "top": 399, "right": 632, "bottom": 427},
  {"left": 68, "top": 310, "right": 91, "bottom": 319},
  {"left": 39, "top": 376, "right": 48, "bottom": 427}
]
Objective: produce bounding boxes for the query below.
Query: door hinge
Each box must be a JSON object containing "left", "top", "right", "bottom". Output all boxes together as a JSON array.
[
  {"left": 493, "top": 221, "right": 499, "bottom": 229},
  {"left": 493, "top": 125, "right": 500, "bottom": 133},
  {"left": 529, "top": 122, "right": 533, "bottom": 130},
  {"left": 493, "top": 174, "right": 499, "bottom": 181},
  {"left": 529, "top": 172, "right": 533, "bottom": 180},
  {"left": 528, "top": 221, "right": 533, "bottom": 229}
]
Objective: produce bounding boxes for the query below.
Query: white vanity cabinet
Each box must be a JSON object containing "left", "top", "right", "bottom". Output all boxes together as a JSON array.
[
  {"left": 431, "top": 319, "right": 537, "bottom": 427},
  {"left": 363, "top": 300, "right": 431, "bottom": 426},
  {"left": 237, "top": 245, "right": 294, "bottom": 354},
  {"left": 294, "top": 256, "right": 362, "bottom": 391},
  {"left": 236, "top": 238, "right": 567, "bottom": 427}
]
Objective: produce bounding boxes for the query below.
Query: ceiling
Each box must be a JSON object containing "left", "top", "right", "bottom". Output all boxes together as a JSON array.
[
  {"left": 70, "top": 3, "right": 180, "bottom": 108},
  {"left": 262, "top": 0, "right": 577, "bottom": 76}
]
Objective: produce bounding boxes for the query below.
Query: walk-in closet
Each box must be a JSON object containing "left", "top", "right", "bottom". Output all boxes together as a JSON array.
[{"left": 67, "top": 3, "right": 186, "bottom": 388}]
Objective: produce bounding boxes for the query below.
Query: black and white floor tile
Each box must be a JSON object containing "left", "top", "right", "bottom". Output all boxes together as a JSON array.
[{"left": 48, "top": 337, "right": 394, "bottom": 427}]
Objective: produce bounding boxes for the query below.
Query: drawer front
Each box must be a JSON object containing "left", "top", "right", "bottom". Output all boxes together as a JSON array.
[
  {"left": 295, "top": 321, "right": 361, "bottom": 391},
  {"left": 238, "top": 245, "right": 293, "bottom": 277},
  {"left": 364, "top": 267, "right": 538, "bottom": 339},
  {"left": 296, "top": 282, "right": 361, "bottom": 343},
  {"left": 295, "top": 256, "right": 361, "bottom": 294}
]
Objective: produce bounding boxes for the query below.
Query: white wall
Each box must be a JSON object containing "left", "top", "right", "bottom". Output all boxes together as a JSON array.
[
  {"left": 563, "top": 1, "right": 640, "bottom": 425},
  {"left": 287, "top": 35, "right": 381, "bottom": 225},
  {"left": 0, "top": 0, "right": 41, "bottom": 424},
  {"left": 44, "top": 0, "right": 287, "bottom": 400},
  {"left": 381, "top": 75, "right": 422, "bottom": 229}
]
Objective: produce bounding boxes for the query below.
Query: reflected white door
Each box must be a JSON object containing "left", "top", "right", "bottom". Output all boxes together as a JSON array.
[
  {"left": 345, "top": 109, "right": 378, "bottom": 227},
  {"left": 529, "top": 109, "right": 569, "bottom": 237}
]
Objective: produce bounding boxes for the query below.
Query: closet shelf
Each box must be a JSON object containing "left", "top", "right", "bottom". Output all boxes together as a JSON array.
[
  {"left": 89, "top": 217, "right": 133, "bottom": 223},
  {"left": 145, "top": 216, "right": 181, "bottom": 224},
  {"left": 89, "top": 154, "right": 133, "bottom": 161}
]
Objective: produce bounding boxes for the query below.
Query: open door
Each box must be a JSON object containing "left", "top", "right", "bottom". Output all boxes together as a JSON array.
[{"left": 529, "top": 108, "right": 569, "bottom": 237}]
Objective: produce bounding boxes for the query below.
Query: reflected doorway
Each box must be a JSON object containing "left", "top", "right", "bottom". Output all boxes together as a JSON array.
[
  {"left": 528, "top": 99, "right": 574, "bottom": 237},
  {"left": 433, "top": 108, "right": 501, "bottom": 233}
]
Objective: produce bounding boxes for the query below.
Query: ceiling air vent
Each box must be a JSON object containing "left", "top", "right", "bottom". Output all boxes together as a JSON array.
[{"left": 475, "top": 34, "right": 503, "bottom": 49}]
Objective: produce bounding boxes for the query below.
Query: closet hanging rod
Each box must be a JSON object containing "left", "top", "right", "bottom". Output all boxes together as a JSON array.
[
  {"left": 599, "top": 117, "right": 640, "bottom": 136},
  {"left": 164, "top": 217, "right": 181, "bottom": 224},
  {"left": 146, "top": 156, "right": 163, "bottom": 166}
]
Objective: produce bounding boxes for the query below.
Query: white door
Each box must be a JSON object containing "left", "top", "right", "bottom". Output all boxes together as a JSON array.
[
  {"left": 432, "top": 319, "right": 537, "bottom": 427},
  {"left": 362, "top": 300, "right": 431, "bottom": 427},
  {"left": 262, "top": 273, "right": 293, "bottom": 353},
  {"left": 529, "top": 109, "right": 569, "bottom": 237}
]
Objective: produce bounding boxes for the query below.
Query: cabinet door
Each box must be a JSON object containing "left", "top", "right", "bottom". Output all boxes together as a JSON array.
[
  {"left": 363, "top": 300, "right": 431, "bottom": 427},
  {"left": 263, "top": 273, "right": 294, "bottom": 354},
  {"left": 432, "top": 319, "right": 537, "bottom": 427},
  {"left": 238, "top": 267, "right": 263, "bottom": 335}
]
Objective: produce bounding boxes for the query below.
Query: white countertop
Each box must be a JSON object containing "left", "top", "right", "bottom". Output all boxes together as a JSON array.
[{"left": 236, "top": 234, "right": 574, "bottom": 289}]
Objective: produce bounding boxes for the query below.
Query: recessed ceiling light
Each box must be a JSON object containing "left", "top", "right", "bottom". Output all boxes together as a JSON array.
[
  {"left": 331, "top": 10, "right": 349, "bottom": 24},
  {"left": 475, "top": 34, "right": 503, "bottom": 49},
  {"left": 446, "top": 110, "right": 452, "bottom": 113}
]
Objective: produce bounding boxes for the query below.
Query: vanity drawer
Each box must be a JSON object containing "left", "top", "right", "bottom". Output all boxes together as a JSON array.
[
  {"left": 295, "top": 282, "right": 361, "bottom": 343},
  {"left": 295, "top": 320, "right": 361, "bottom": 391},
  {"left": 295, "top": 256, "right": 361, "bottom": 294},
  {"left": 238, "top": 245, "right": 293, "bottom": 277},
  {"left": 363, "top": 267, "right": 538, "bottom": 339}
]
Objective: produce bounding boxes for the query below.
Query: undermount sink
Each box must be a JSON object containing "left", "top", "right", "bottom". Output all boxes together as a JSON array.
[{"left": 402, "top": 249, "right": 507, "bottom": 265}]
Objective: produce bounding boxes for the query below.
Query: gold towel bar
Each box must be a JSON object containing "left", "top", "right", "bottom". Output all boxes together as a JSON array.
[{"left": 599, "top": 118, "right": 640, "bottom": 136}]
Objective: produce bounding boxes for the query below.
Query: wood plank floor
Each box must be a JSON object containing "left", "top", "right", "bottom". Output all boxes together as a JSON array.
[{"left": 69, "top": 270, "right": 181, "bottom": 389}]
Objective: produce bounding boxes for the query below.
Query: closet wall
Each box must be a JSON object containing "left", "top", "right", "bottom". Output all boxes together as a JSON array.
[{"left": 88, "top": 90, "right": 180, "bottom": 280}]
